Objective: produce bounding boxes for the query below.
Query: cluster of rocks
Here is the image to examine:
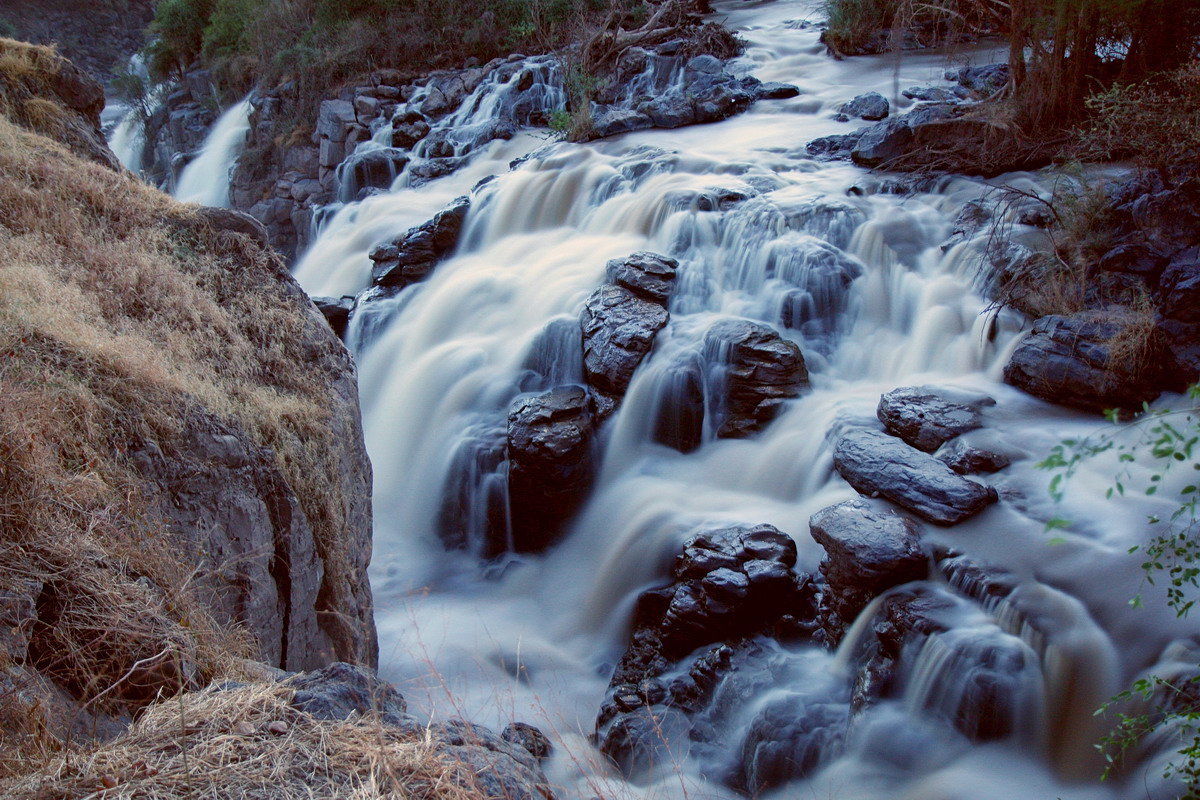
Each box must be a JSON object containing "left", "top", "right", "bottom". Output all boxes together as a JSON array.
[
  {"left": 593, "top": 445, "right": 1030, "bottom": 792},
  {"left": 214, "top": 30, "right": 791, "bottom": 257},
  {"left": 807, "top": 65, "right": 1051, "bottom": 176},
  {"left": 832, "top": 386, "right": 1001, "bottom": 526},
  {"left": 595, "top": 523, "right": 817, "bottom": 777},
  {"left": 281, "top": 663, "right": 556, "bottom": 800},
  {"left": 1002, "top": 174, "right": 1200, "bottom": 412},
  {"left": 588, "top": 48, "right": 799, "bottom": 139},
  {"left": 137, "top": 70, "right": 221, "bottom": 191}
]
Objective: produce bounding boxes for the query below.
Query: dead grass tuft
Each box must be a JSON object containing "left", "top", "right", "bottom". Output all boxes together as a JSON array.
[{"left": 1, "top": 682, "right": 485, "bottom": 800}]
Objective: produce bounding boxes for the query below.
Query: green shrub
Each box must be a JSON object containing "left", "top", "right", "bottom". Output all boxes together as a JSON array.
[
  {"left": 147, "top": 0, "right": 215, "bottom": 79},
  {"left": 1079, "top": 64, "right": 1200, "bottom": 178}
]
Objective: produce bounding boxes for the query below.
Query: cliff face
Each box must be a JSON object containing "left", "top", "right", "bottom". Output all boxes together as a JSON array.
[
  {"left": 0, "top": 0, "right": 155, "bottom": 81},
  {"left": 0, "top": 39, "right": 375, "bottom": 756}
]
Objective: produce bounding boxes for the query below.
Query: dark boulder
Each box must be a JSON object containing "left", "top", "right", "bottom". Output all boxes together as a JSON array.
[
  {"left": 369, "top": 195, "right": 470, "bottom": 289},
  {"left": 850, "top": 104, "right": 956, "bottom": 168},
  {"left": 581, "top": 285, "right": 670, "bottom": 400},
  {"left": 502, "top": 722, "right": 553, "bottom": 760},
  {"left": 876, "top": 386, "right": 992, "bottom": 452},
  {"left": 839, "top": 91, "right": 890, "bottom": 121},
  {"left": 285, "top": 662, "right": 409, "bottom": 722},
  {"left": 704, "top": 320, "right": 808, "bottom": 438},
  {"left": 832, "top": 429, "right": 997, "bottom": 525},
  {"left": 757, "top": 82, "right": 801, "bottom": 99},
  {"left": 848, "top": 585, "right": 955, "bottom": 712},
  {"left": 605, "top": 251, "right": 679, "bottom": 304},
  {"left": 739, "top": 696, "right": 849, "bottom": 794},
  {"left": 809, "top": 500, "right": 927, "bottom": 644},
  {"left": 609, "top": 524, "right": 812, "bottom": 687},
  {"left": 506, "top": 387, "right": 597, "bottom": 553},
  {"left": 1003, "top": 313, "right": 1165, "bottom": 415},
  {"left": 339, "top": 148, "right": 408, "bottom": 197},
  {"left": 312, "top": 296, "right": 355, "bottom": 340},
  {"left": 597, "top": 523, "right": 817, "bottom": 778},
  {"left": 391, "top": 109, "right": 432, "bottom": 149},
  {"left": 936, "top": 438, "right": 1013, "bottom": 475},
  {"left": 946, "top": 64, "right": 1010, "bottom": 97}
]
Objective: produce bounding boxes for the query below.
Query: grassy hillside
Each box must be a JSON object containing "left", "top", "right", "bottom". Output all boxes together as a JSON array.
[{"left": 0, "top": 37, "right": 372, "bottom": 776}]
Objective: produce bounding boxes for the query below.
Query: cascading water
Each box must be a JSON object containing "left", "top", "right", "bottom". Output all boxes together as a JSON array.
[
  {"left": 291, "top": 2, "right": 1197, "bottom": 798},
  {"left": 173, "top": 96, "right": 252, "bottom": 207}
]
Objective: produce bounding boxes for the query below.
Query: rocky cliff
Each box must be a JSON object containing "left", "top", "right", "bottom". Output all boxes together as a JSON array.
[{"left": 0, "top": 38, "right": 375, "bottom": 759}]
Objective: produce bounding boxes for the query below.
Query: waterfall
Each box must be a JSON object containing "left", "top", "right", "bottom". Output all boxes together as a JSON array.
[
  {"left": 173, "top": 96, "right": 252, "bottom": 207},
  {"left": 288, "top": 1, "right": 1194, "bottom": 798}
]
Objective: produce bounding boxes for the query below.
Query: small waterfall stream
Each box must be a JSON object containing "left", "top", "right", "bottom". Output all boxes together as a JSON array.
[
  {"left": 286, "top": 1, "right": 1195, "bottom": 798},
  {"left": 173, "top": 96, "right": 252, "bottom": 207}
]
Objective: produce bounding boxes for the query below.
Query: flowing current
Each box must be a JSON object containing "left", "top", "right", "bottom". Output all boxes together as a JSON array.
[
  {"left": 173, "top": 96, "right": 252, "bottom": 207},
  {"left": 288, "top": 2, "right": 1196, "bottom": 798}
]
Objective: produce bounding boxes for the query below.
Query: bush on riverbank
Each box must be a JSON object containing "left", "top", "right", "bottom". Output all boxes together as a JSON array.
[{"left": 147, "top": 0, "right": 641, "bottom": 98}]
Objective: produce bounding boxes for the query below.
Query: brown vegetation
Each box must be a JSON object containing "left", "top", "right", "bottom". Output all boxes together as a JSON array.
[
  {"left": 3, "top": 681, "right": 484, "bottom": 800},
  {"left": 0, "top": 46, "right": 369, "bottom": 780}
]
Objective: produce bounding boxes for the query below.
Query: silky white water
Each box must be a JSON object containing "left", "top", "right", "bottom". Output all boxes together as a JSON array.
[
  {"left": 290, "top": 2, "right": 1196, "bottom": 798},
  {"left": 173, "top": 96, "right": 252, "bottom": 207}
]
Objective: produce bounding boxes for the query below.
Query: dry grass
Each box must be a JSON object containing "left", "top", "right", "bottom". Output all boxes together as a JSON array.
[
  {"left": 0, "top": 40, "right": 69, "bottom": 135},
  {"left": 0, "top": 50, "right": 368, "bottom": 781},
  {"left": 1, "top": 682, "right": 485, "bottom": 800}
]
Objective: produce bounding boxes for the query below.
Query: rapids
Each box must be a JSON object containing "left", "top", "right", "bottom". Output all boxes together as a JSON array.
[
  {"left": 172, "top": 96, "right": 252, "bottom": 207},
  {"left": 280, "top": 1, "right": 1195, "bottom": 798}
]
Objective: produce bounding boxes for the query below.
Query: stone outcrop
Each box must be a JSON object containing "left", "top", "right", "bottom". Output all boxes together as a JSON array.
[
  {"left": 506, "top": 387, "right": 598, "bottom": 553},
  {"left": 596, "top": 523, "right": 816, "bottom": 776},
  {"left": 0, "top": 0, "right": 155, "bottom": 82},
  {"left": 582, "top": 286, "right": 670, "bottom": 399},
  {"left": 705, "top": 319, "right": 808, "bottom": 438},
  {"left": 810, "top": 500, "right": 927, "bottom": 644},
  {"left": 369, "top": 195, "right": 471, "bottom": 290},
  {"left": 839, "top": 91, "right": 889, "bottom": 121},
  {"left": 832, "top": 428, "right": 997, "bottom": 525},
  {"left": 876, "top": 386, "right": 992, "bottom": 452},
  {"left": 1003, "top": 313, "right": 1166, "bottom": 415}
]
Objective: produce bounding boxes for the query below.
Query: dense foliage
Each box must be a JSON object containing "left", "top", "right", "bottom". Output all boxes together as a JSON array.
[{"left": 146, "top": 0, "right": 637, "bottom": 97}]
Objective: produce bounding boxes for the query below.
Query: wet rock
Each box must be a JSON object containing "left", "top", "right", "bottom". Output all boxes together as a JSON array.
[
  {"left": 903, "top": 85, "right": 969, "bottom": 102},
  {"left": 369, "top": 195, "right": 470, "bottom": 289},
  {"left": 1003, "top": 313, "right": 1165, "bottom": 415},
  {"left": 850, "top": 104, "right": 956, "bottom": 167},
  {"left": 876, "top": 386, "right": 992, "bottom": 452},
  {"left": 946, "top": 64, "right": 1010, "bottom": 97},
  {"left": 312, "top": 296, "right": 355, "bottom": 340},
  {"left": 599, "top": 705, "right": 690, "bottom": 780},
  {"left": 806, "top": 132, "right": 862, "bottom": 160},
  {"left": 285, "top": 662, "right": 409, "bottom": 721},
  {"left": 832, "top": 428, "right": 997, "bottom": 525},
  {"left": 839, "top": 91, "right": 890, "bottom": 121},
  {"left": 340, "top": 148, "right": 408, "bottom": 196},
  {"left": 810, "top": 500, "right": 926, "bottom": 643},
  {"left": 605, "top": 251, "right": 679, "bottom": 304},
  {"left": 391, "top": 110, "right": 432, "bottom": 149},
  {"left": 598, "top": 521, "right": 816, "bottom": 781},
  {"left": 611, "top": 523, "right": 811, "bottom": 686},
  {"left": 502, "top": 722, "right": 553, "bottom": 759},
  {"left": 936, "top": 438, "right": 1013, "bottom": 475},
  {"left": 757, "top": 82, "right": 801, "bottom": 99},
  {"left": 704, "top": 320, "right": 808, "bottom": 438},
  {"left": 739, "top": 695, "right": 849, "bottom": 793},
  {"left": 581, "top": 285, "right": 670, "bottom": 400},
  {"left": 317, "top": 100, "right": 357, "bottom": 144},
  {"left": 849, "top": 585, "right": 955, "bottom": 711},
  {"left": 591, "top": 107, "right": 653, "bottom": 138},
  {"left": 506, "top": 387, "right": 597, "bottom": 553}
]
